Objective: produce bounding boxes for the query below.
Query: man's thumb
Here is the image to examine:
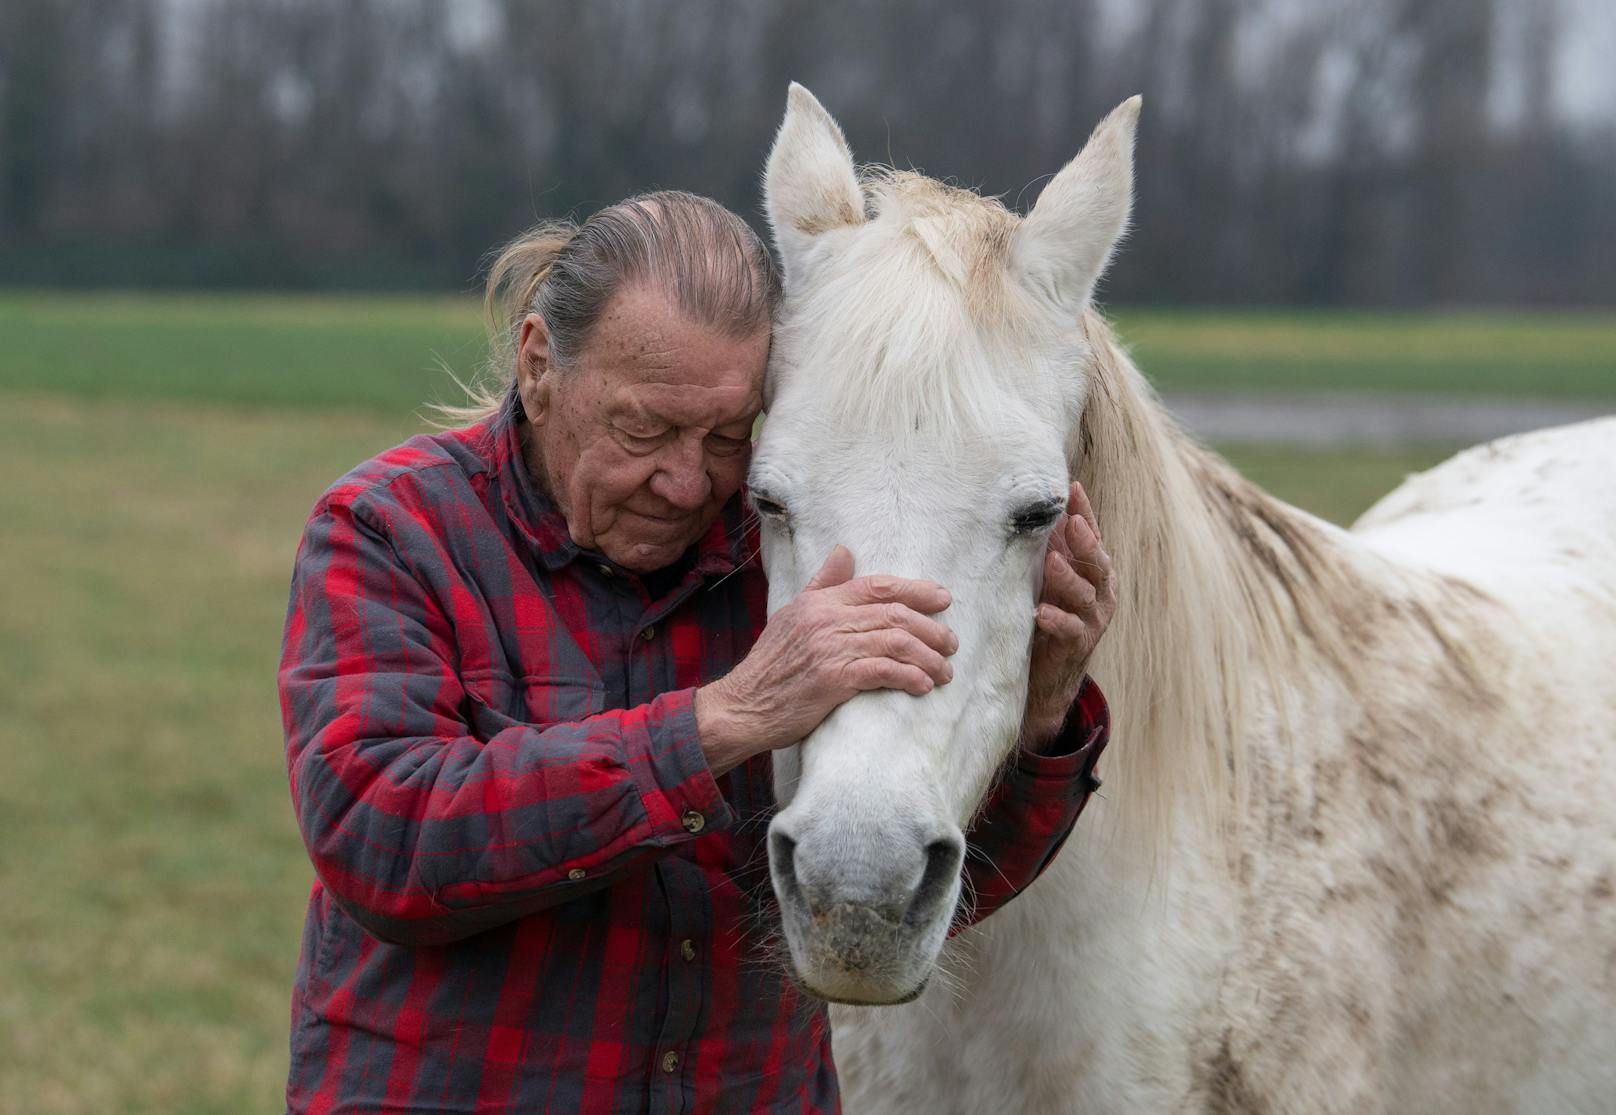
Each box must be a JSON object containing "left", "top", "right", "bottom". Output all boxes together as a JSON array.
[{"left": 805, "top": 544, "right": 855, "bottom": 591}]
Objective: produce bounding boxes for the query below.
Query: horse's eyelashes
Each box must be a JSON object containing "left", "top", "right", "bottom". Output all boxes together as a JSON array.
[
  {"left": 750, "top": 493, "right": 789, "bottom": 520},
  {"left": 1009, "top": 500, "right": 1062, "bottom": 535}
]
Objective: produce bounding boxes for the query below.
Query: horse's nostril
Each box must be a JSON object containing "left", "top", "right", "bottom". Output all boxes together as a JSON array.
[
  {"left": 770, "top": 829, "right": 803, "bottom": 908},
  {"left": 924, "top": 835, "right": 966, "bottom": 881},
  {"left": 908, "top": 835, "right": 965, "bottom": 926},
  {"left": 771, "top": 823, "right": 964, "bottom": 928}
]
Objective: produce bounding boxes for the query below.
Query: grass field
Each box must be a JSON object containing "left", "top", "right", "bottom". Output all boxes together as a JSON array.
[
  {"left": 3, "top": 292, "right": 1613, "bottom": 412},
  {"left": 1117, "top": 307, "right": 1616, "bottom": 400},
  {"left": 2, "top": 291, "right": 1591, "bottom": 1113}
]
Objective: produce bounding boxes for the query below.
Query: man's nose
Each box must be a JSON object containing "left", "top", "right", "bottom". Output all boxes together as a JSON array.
[{"left": 649, "top": 443, "right": 712, "bottom": 510}]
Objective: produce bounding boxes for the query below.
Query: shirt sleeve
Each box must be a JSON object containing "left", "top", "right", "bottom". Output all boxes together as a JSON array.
[
  {"left": 954, "top": 677, "right": 1109, "bottom": 931},
  {"left": 278, "top": 502, "right": 730, "bottom": 947}
]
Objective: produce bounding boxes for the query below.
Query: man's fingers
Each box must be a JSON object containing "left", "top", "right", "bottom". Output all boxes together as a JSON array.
[
  {"left": 1068, "top": 481, "right": 1100, "bottom": 540},
  {"left": 845, "top": 656, "right": 936, "bottom": 697},
  {"left": 846, "top": 630, "right": 953, "bottom": 684},
  {"left": 1064, "top": 513, "right": 1112, "bottom": 581},
  {"left": 1041, "top": 551, "right": 1098, "bottom": 613},
  {"left": 1047, "top": 512, "right": 1077, "bottom": 563},
  {"left": 805, "top": 544, "right": 856, "bottom": 592},
  {"left": 842, "top": 603, "right": 959, "bottom": 655},
  {"left": 1035, "top": 602, "right": 1088, "bottom": 642},
  {"left": 1045, "top": 481, "right": 1101, "bottom": 567},
  {"left": 827, "top": 573, "right": 952, "bottom": 614},
  {"left": 1099, "top": 568, "right": 1120, "bottom": 608}
]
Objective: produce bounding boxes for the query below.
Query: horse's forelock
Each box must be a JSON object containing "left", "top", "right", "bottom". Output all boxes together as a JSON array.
[
  {"left": 864, "top": 170, "right": 1020, "bottom": 311},
  {"left": 775, "top": 172, "right": 1066, "bottom": 443}
]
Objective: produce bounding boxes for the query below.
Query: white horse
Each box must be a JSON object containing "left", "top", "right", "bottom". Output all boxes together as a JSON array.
[{"left": 754, "top": 84, "right": 1616, "bottom": 1113}]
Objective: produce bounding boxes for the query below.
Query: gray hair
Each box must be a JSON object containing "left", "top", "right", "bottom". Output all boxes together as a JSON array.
[{"left": 441, "top": 191, "right": 781, "bottom": 423}]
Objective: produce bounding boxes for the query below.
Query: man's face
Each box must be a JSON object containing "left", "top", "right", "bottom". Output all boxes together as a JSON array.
[{"left": 517, "top": 284, "right": 768, "bottom": 572}]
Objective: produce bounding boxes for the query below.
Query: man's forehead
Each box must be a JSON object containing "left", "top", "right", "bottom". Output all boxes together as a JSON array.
[
  {"left": 613, "top": 377, "right": 762, "bottom": 426},
  {"left": 589, "top": 285, "right": 764, "bottom": 371},
  {"left": 599, "top": 335, "right": 765, "bottom": 387},
  {"left": 594, "top": 317, "right": 686, "bottom": 370},
  {"left": 584, "top": 297, "right": 767, "bottom": 425}
]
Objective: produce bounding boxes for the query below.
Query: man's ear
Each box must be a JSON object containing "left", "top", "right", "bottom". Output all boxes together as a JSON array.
[
  {"left": 763, "top": 83, "right": 865, "bottom": 281},
  {"left": 516, "top": 313, "right": 556, "bottom": 424}
]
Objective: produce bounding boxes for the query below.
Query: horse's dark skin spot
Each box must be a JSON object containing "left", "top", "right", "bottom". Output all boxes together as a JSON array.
[
  {"left": 1199, "top": 1032, "right": 1269, "bottom": 1115},
  {"left": 1591, "top": 873, "right": 1615, "bottom": 903}
]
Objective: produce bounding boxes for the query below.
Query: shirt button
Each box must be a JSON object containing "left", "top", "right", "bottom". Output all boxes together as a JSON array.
[
  {"left": 597, "top": 563, "right": 614, "bottom": 578},
  {"left": 567, "top": 868, "right": 587, "bottom": 881},
  {"left": 680, "top": 939, "right": 696, "bottom": 962},
  {"left": 640, "top": 625, "right": 656, "bottom": 642},
  {"left": 681, "top": 810, "right": 705, "bottom": 834},
  {"left": 661, "top": 1051, "right": 680, "bottom": 1073}
]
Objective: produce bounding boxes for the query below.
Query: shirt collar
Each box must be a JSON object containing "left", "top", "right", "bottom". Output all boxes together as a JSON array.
[{"left": 485, "top": 387, "right": 750, "bottom": 578}]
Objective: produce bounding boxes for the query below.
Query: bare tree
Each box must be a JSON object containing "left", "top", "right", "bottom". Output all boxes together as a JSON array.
[{"left": 0, "top": 0, "right": 1609, "bottom": 304}]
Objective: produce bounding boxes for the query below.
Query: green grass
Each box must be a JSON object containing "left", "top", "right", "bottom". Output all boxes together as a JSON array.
[
  {"left": 3, "top": 292, "right": 1613, "bottom": 416},
  {"left": 0, "top": 394, "right": 414, "bottom": 1115},
  {"left": 0, "top": 291, "right": 488, "bottom": 414},
  {"left": 1111, "top": 307, "right": 1616, "bottom": 400},
  {"left": 0, "top": 292, "right": 1554, "bottom": 1111},
  {"left": 1220, "top": 443, "right": 1446, "bottom": 526}
]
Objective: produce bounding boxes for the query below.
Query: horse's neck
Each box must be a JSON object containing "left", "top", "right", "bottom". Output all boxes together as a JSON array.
[
  {"left": 1072, "top": 311, "right": 1382, "bottom": 850},
  {"left": 901, "top": 319, "right": 1539, "bottom": 1111}
]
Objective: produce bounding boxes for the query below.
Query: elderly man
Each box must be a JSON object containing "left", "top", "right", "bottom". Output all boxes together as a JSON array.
[{"left": 278, "top": 191, "right": 1115, "bottom": 1114}]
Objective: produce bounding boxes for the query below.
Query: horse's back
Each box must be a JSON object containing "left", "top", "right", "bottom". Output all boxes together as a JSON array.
[
  {"left": 1351, "top": 416, "right": 1616, "bottom": 596},
  {"left": 1348, "top": 415, "right": 1616, "bottom": 783},
  {"left": 1334, "top": 418, "right": 1616, "bottom": 1113}
]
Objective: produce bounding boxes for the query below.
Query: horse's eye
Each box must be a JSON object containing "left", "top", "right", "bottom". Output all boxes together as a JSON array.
[
  {"left": 1009, "top": 499, "right": 1062, "bottom": 535},
  {"left": 750, "top": 492, "right": 789, "bottom": 520}
]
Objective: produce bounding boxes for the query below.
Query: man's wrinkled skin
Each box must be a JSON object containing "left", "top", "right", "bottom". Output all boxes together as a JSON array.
[
  {"left": 516, "top": 284, "right": 765, "bottom": 573},
  {"left": 516, "top": 283, "right": 1115, "bottom": 777},
  {"left": 1024, "top": 481, "right": 1118, "bottom": 743}
]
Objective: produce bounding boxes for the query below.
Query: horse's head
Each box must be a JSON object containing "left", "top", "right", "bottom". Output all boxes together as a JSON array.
[{"left": 755, "top": 84, "right": 1139, "bottom": 1004}]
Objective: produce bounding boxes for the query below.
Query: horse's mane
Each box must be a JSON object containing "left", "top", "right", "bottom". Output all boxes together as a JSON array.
[{"left": 1073, "top": 312, "right": 1369, "bottom": 851}]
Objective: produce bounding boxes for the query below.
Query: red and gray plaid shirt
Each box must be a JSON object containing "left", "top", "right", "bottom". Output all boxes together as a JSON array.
[{"left": 278, "top": 402, "right": 1109, "bottom": 1114}]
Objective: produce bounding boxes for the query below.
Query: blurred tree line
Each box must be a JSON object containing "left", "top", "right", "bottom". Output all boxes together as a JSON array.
[{"left": 0, "top": 0, "right": 1611, "bottom": 305}]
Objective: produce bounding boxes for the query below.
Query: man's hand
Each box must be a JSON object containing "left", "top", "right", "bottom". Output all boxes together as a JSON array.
[
  {"left": 1023, "top": 481, "right": 1117, "bottom": 750},
  {"left": 694, "top": 546, "right": 957, "bottom": 776}
]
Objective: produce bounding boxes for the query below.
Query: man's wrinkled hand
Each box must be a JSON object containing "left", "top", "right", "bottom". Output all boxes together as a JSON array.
[
  {"left": 1023, "top": 481, "right": 1117, "bottom": 749},
  {"left": 695, "top": 546, "right": 958, "bottom": 775}
]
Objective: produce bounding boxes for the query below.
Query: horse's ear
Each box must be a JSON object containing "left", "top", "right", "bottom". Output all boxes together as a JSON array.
[
  {"left": 1010, "top": 96, "right": 1141, "bottom": 310},
  {"left": 764, "top": 83, "right": 864, "bottom": 279}
]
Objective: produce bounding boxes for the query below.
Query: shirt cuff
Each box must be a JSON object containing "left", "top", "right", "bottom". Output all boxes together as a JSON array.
[
  {"left": 1010, "top": 676, "right": 1109, "bottom": 798},
  {"left": 627, "top": 688, "right": 735, "bottom": 842}
]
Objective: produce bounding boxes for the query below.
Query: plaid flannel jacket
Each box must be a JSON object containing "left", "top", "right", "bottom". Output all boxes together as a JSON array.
[{"left": 278, "top": 404, "right": 1109, "bottom": 1114}]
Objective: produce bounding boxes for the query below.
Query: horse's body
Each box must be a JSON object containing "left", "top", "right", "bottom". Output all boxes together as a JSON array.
[
  {"left": 831, "top": 324, "right": 1616, "bottom": 1113},
  {"left": 757, "top": 85, "right": 1616, "bottom": 1112}
]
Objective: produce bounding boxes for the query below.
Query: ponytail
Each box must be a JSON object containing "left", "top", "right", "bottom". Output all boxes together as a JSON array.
[
  {"left": 430, "top": 222, "right": 577, "bottom": 427},
  {"left": 483, "top": 222, "right": 577, "bottom": 352}
]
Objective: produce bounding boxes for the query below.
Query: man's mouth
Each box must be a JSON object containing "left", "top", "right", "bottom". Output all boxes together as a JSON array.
[{"left": 631, "top": 509, "right": 692, "bottom": 527}]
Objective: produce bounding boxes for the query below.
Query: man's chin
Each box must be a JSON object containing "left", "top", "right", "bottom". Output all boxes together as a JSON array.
[
  {"left": 605, "top": 533, "right": 700, "bottom": 574},
  {"left": 592, "top": 508, "right": 719, "bottom": 573}
]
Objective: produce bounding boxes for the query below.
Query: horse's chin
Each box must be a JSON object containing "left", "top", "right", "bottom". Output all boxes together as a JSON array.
[
  {"left": 798, "top": 973, "right": 930, "bottom": 1007},
  {"left": 779, "top": 900, "right": 948, "bottom": 1007}
]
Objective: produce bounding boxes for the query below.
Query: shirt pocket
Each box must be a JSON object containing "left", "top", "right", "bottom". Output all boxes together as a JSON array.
[{"left": 461, "top": 669, "right": 605, "bottom": 736}]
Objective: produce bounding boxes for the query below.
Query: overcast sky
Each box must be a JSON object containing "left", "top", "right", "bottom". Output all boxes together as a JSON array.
[{"left": 1558, "top": 0, "right": 1616, "bottom": 125}]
